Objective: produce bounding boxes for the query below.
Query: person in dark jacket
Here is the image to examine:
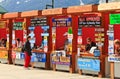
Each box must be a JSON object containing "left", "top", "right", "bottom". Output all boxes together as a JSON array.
[
  {"left": 24, "top": 36, "right": 32, "bottom": 69},
  {"left": 85, "top": 37, "right": 96, "bottom": 51}
]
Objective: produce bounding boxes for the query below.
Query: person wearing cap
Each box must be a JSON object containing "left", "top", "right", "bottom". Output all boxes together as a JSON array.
[
  {"left": 85, "top": 37, "right": 96, "bottom": 51},
  {"left": 114, "top": 39, "right": 120, "bottom": 56}
]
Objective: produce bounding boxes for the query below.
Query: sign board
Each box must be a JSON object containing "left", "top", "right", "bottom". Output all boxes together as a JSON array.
[
  {"left": 79, "top": 16, "right": 101, "bottom": 27},
  {"left": 36, "top": 53, "right": 46, "bottom": 62},
  {"left": 13, "top": 22, "right": 23, "bottom": 30},
  {"left": 31, "top": 17, "right": 47, "bottom": 26},
  {"left": 110, "top": 14, "right": 120, "bottom": 25},
  {"left": 77, "top": 36, "right": 82, "bottom": 44},
  {"left": 108, "top": 56, "right": 120, "bottom": 62},
  {"left": 52, "top": 18, "right": 72, "bottom": 27},
  {"left": 51, "top": 51, "right": 71, "bottom": 66},
  {"left": 0, "top": 21, "right": 6, "bottom": 28},
  {"left": 78, "top": 58, "right": 100, "bottom": 72}
]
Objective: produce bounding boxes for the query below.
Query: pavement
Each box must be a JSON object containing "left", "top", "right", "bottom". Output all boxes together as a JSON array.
[{"left": 0, "top": 63, "right": 110, "bottom": 79}]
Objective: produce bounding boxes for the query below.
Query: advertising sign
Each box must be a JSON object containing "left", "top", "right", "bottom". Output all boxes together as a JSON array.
[
  {"left": 31, "top": 17, "right": 47, "bottom": 26},
  {"left": 78, "top": 58, "right": 100, "bottom": 72},
  {"left": 108, "top": 56, "right": 120, "bottom": 62},
  {"left": 0, "top": 21, "right": 6, "bottom": 28},
  {"left": 51, "top": 51, "right": 71, "bottom": 66},
  {"left": 13, "top": 22, "right": 23, "bottom": 30},
  {"left": 52, "top": 18, "right": 72, "bottom": 27},
  {"left": 14, "top": 52, "right": 46, "bottom": 63},
  {"left": 79, "top": 16, "right": 101, "bottom": 27},
  {"left": 36, "top": 53, "right": 46, "bottom": 62},
  {"left": 77, "top": 36, "right": 82, "bottom": 44},
  {"left": 110, "top": 14, "right": 120, "bottom": 25}
]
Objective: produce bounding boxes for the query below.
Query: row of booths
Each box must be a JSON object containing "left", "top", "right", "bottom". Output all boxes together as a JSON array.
[{"left": 0, "top": 2, "right": 120, "bottom": 78}]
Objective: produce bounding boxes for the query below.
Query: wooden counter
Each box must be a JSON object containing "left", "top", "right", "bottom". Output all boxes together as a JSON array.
[
  {"left": 78, "top": 52, "right": 105, "bottom": 78},
  {"left": 32, "top": 49, "right": 50, "bottom": 70},
  {"left": 32, "top": 49, "right": 47, "bottom": 53},
  {"left": 80, "top": 52, "right": 94, "bottom": 57}
]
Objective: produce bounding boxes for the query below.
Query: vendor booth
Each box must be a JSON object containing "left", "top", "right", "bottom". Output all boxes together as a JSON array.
[
  {"left": 0, "top": 19, "right": 8, "bottom": 63},
  {"left": 42, "top": 8, "right": 76, "bottom": 73},
  {"left": 12, "top": 18, "right": 26, "bottom": 65},
  {"left": 98, "top": 2, "right": 120, "bottom": 79},
  {"left": 21, "top": 10, "right": 51, "bottom": 69},
  {"left": 67, "top": 5, "right": 106, "bottom": 77}
]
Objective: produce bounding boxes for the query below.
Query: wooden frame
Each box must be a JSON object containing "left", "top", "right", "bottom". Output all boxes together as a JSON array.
[
  {"left": 21, "top": 10, "right": 42, "bottom": 17},
  {"left": 98, "top": 2, "right": 120, "bottom": 11},
  {"left": 3, "top": 12, "right": 21, "bottom": 19},
  {"left": 67, "top": 5, "right": 98, "bottom": 14},
  {"left": 42, "top": 8, "right": 67, "bottom": 16}
]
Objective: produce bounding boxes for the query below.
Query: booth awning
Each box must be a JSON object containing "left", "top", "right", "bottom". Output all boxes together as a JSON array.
[{"left": 3, "top": 12, "right": 21, "bottom": 19}]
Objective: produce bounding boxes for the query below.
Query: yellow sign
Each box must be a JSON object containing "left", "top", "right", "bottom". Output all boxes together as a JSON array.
[
  {"left": 0, "top": 21, "right": 6, "bottom": 28},
  {"left": 22, "top": 22, "right": 26, "bottom": 30},
  {"left": 52, "top": 56, "right": 59, "bottom": 62},
  {"left": 60, "top": 56, "right": 70, "bottom": 63},
  {"left": 0, "top": 51, "right": 8, "bottom": 59}
]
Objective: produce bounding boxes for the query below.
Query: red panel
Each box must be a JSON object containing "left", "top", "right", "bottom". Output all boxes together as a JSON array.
[
  {"left": 14, "top": 19, "right": 24, "bottom": 22},
  {"left": 56, "top": 27, "right": 68, "bottom": 49},
  {"left": 82, "top": 27, "right": 95, "bottom": 45},
  {"left": 15, "top": 30, "right": 23, "bottom": 42},
  {"left": 0, "top": 28, "right": 7, "bottom": 39},
  {"left": 114, "top": 25, "right": 120, "bottom": 40},
  {"left": 34, "top": 26, "right": 43, "bottom": 46}
]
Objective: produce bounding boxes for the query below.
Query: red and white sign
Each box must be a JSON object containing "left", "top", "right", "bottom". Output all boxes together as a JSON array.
[
  {"left": 44, "top": 46, "right": 48, "bottom": 53},
  {"left": 77, "top": 36, "right": 82, "bottom": 44}
]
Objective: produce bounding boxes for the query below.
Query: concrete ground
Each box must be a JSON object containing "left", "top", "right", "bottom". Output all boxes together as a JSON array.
[{"left": 0, "top": 63, "right": 110, "bottom": 79}]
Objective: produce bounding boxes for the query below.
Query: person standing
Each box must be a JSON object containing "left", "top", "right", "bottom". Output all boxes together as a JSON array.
[{"left": 24, "top": 36, "right": 32, "bottom": 69}]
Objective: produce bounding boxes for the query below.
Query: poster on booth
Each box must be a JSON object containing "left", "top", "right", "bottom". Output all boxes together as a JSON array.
[
  {"left": 41, "top": 26, "right": 49, "bottom": 52},
  {"left": 51, "top": 51, "right": 71, "bottom": 66},
  {"left": 78, "top": 58, "right": 100, "bottom": 72},
  {"left": 36, "top": 53, "right": 46, "bottom": 62},
  {"left": 0, "top": 51, "right": 8, "bottom": 59}
]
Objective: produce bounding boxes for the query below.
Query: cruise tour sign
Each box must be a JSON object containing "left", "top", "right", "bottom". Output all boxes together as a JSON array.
[{"left": 110, "top": 14, "right": 120, "bottom": 25}]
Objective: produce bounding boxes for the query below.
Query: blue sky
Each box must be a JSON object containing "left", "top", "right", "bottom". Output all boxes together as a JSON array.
[{"left": 0, "top": 0, "right": 107, "bottom": 12}]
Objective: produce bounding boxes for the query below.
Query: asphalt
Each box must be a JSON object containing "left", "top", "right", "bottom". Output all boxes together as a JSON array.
[{"left": 0, "top": 63, "right": 110, "bottom": 79}]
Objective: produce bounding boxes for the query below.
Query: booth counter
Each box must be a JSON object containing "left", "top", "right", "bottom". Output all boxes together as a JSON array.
[{"left": 0, "top": 47, "right": 8, "bottom": 63}]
